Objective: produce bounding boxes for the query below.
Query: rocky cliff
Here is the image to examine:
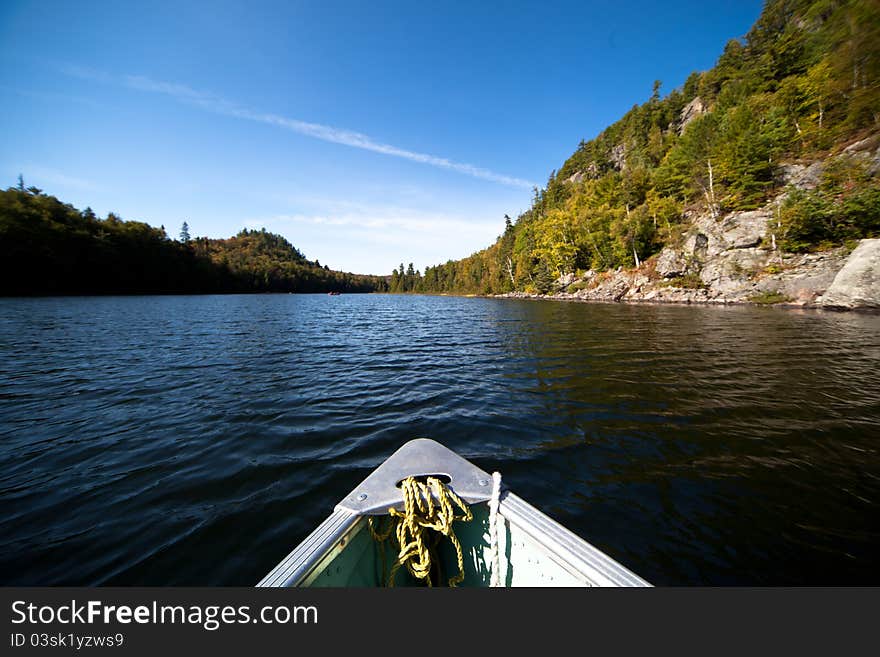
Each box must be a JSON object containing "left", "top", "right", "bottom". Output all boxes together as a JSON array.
[{"left": 498, "top": 136, "right": 880, "bottom": 311}]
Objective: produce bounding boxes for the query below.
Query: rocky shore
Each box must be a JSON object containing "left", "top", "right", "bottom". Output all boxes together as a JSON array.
[
  {"left": 496, "top": 137, "right": 880, "bottom": 311},
  {"left": 496, "top": 236, "right": 879, "bottom": 310}
]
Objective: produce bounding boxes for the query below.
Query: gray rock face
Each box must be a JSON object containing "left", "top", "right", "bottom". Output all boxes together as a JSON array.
[
  {"left": 682, "top": 232, "right": 709, "bottom": 259},
  {"left": 573, "top": 274, "right": 630, "bottom": 302},
  {"left": 655, "top": 247, "right": 688, "bottom": 278},
  {"left": 610, "top": 143, "right": 627, "bottom": 171},
  {"left": 664, "top": 209, "right": 774, "bottom": 297},
  {"left": 779, "top": 162, "right": 824, "bottom": 190},
  {"left": 498, "top": 146, "right": 878, "bottom": 310},
  {"left": 623, "top": 274, "right": 651, "bottom": 299},
  {"left": 690, "top": 209, "right": 771, "bottom": 257},
  {"left": 497, "top": 238, "right": 859, "bottom": 308},
  {"left": 842, "top": 136, "right": 880, "bottom": 176},
  {"left": 699, "top": 248, "right": 770, "bottom": 295},
  {"left": 720, "top": 210, "right": 770, "bottom": 249},
  {"left": 678, "top": 96, "right": 706, "bottom": 135},
  {"left": 564, "top": 163, "right": 601, "bottom": 184},
  {"left": 555, "top": 272, "right": 578, "bottom": 289},
  {"left": 752, "top": 249, "right": 849, "bottom": 304},
  {"left": 641, "top": 199, "right": 857, "bottom": 306},
  {"left": 820, "top": 239, "right": 880, "bottom": 309},
  {"left": 843, "top": 136, "right": 876, "bottom": 154}
]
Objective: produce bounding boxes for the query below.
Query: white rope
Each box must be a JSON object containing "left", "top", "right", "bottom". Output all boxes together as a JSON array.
[{"left": 488, "top": 471, "right": 503, "bottom": 587}]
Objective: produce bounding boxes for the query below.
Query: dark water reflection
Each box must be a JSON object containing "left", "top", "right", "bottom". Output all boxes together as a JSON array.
[{"left": 0, "top": 294, "right": 877, "bottom": 585}]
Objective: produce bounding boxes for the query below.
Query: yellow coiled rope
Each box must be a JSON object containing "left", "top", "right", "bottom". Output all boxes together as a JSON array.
[{"left": 368, "top": 476, "right": 473, "bottom": 587}]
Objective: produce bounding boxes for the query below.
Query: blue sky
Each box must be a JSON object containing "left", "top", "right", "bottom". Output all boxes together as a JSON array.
[{"left": 0, "top": 0, "right": 764, "bottom": 275}]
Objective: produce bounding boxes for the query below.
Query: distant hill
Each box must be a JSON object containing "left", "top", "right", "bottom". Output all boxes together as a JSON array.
[
  {"left": 417, "top": 0, "right": 880, "bottom": 295},
  {"left": 0, "top": 185, "right": 386, "bottom": 295}
]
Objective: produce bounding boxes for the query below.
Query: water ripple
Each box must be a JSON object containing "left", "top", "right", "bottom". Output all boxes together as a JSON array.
[{"left": 0, "top": 295, "right": 878, "bottom": 585}]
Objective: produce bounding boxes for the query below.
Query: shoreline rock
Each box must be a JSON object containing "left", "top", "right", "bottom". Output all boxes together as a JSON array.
[
  {"left": 493, "top": 237, "right": 879, "bottom": 313},
  {"left": 494, "top": 141, "right": 880, "bottom": 312},
  {"left": 818, "top": 239, "right": 880, "bottom": 309}
]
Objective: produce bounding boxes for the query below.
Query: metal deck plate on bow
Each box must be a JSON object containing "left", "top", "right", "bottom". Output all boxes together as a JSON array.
[{"left": 335, "top": 438, "right": 494, "bottom": 515}]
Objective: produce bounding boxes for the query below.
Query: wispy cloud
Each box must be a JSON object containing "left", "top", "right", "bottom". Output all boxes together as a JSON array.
[
  {"left": 245, "top": 200, "right": 499, "bottom": 238},
  {"left": 58, "top": 64, "right": 115, "bottom": 85},
  {"left": 62, "top": 65, "right": 535, "bottom": 189},
  {"left": 242, "top": 202, "right": 501, "bottom": 274}
]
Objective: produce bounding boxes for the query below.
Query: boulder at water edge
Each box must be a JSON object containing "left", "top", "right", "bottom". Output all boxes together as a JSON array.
[{"left": 819, "top": 239, "right": 880, "bottom": 309}]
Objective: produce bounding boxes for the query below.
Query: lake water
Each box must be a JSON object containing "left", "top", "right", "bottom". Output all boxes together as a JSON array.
[{"left": 1, "top": 294, "right": 878, "bottom": 585}]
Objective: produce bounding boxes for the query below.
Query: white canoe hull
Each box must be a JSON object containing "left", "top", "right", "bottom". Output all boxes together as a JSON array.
[{"left": 258, "top": 439, "right": 650, "bottom": 587}]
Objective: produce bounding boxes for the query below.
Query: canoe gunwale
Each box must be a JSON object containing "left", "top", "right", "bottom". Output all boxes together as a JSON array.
[
  {"left": 498, "top": 492, "right": 650, "bottom": 587},
  {"left": 256, "top": 509, "right": 360, "bottom": 587}
]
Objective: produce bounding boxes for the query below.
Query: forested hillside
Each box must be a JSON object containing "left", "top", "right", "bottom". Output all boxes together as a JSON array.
[
  {"left": 418, "top": 0, "right": 880, "bottom": 295},
  {"left": 0, "top": 184, "right": 387, "bottom": 295}
]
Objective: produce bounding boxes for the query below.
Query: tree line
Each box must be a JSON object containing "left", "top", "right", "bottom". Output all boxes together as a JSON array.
[{"left": 0, "top": 183, "right": 388, "bottom": 296}]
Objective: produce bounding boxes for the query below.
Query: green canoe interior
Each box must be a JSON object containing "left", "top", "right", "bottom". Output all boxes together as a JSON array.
[{"left": 303, "top": 502, "right": 590, "bottom": 587}]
